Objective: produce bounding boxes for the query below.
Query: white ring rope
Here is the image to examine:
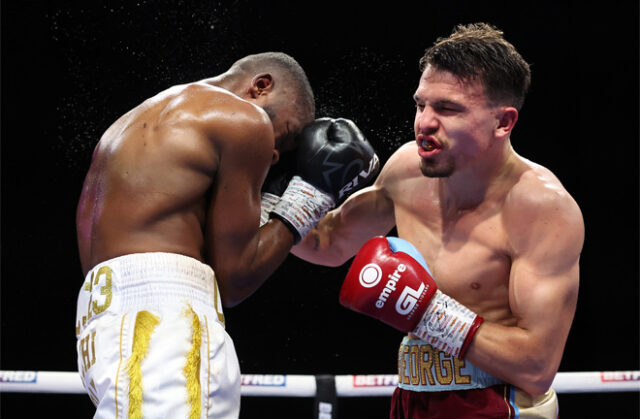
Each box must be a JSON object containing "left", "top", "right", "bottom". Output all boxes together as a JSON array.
[{"left": 0, "top": 370, "right": 638, "bottom": 396}]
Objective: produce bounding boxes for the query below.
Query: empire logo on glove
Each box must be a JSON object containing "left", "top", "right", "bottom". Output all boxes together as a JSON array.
[
  {"left": 375, "top": 262, "right": 406, "bottom": 308},
  {"left": 341, "top": 237, "right": 436, "bottom": 332}
]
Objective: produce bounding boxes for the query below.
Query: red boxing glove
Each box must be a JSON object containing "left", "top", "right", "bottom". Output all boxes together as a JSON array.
[
  {"left": 339, "top": 237, "right": 437, "bottom": 331},
  {"left": 339, "top": 236, "right": 483, "bottom": 358}
]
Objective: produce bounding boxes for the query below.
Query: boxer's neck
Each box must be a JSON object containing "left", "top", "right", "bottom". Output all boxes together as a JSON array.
[
  {"left": 200, "top": 72, "right": 248, "bottom": 98},
  {"left": 438, "top": 138, "right": 520, "bottom": 212}
]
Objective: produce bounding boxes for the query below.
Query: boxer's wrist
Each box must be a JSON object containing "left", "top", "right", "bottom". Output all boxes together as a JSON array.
[
  {"left": 412, "top": 289, "right": 483, "bottom": 358},
  {"left": 260, "top": 192, "right": 280, "bottom": 227},
  {"left": 459, "top": 315, "right": 483, "bottom": 358},
  {"left": 270, "top": 176, "right": 335, "bottom": 243}
]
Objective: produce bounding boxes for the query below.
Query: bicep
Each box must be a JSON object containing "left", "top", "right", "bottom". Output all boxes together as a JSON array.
[
  {"left": 508, "top": 193, "right": 584, "bottom": 346},
  {"left": 510, "top": 257, "right": 579, "bottom": 341}
]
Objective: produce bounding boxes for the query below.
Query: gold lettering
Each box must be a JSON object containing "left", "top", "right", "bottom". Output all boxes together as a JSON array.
[
  {"left": 86, "top": 293, "right": 93, "bottom": 323},
  {"left": 80, "top": 330, "right": 97, "bottom": 373},
  {"left": 420, "top": 344, "right": 436, "bottom": 385},
  {"left": 90, "top": 331, "right": 97, "bottom": 367},
  {"left": 402, "top": 345, "right": 410, "bottom": 384},
  {"left": 92, "top": 266, "right": 113, "bottom": 315},
  {"left": 409, "top": 345, "right": 420, "bottom": 385},
  {"left": 80, "top": 335, "right": 91, "bottom": 373},
  {"left": 84, "top": 272, "right": 94, "bottom": 291},
  {"left": 84, "top": 271, "right": 94, "bottom": 326},
  {"left": 453, "top": 357, "right": 471, "bottom": 384},
  {"left": 434, "top": 349, "right": 453, "bottom": 385}
]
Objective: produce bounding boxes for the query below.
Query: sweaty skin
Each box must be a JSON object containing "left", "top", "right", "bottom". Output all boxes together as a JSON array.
[
  {"left": 77, "top": 80, "right": 307, "bottom": 306},
  {"left": 292, "top": 67, "right": 584, "bottom": 396}
]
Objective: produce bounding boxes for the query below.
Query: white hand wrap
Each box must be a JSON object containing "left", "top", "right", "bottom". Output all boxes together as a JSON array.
[
  {"left": 412, "top": 290, "right": 481, "bottom": 358},
  {"left": 270, "top": 176, "right": 335, "bottom": 243},
  {"left": 260, "top": 192, "right": 280, "bottom": 227}
]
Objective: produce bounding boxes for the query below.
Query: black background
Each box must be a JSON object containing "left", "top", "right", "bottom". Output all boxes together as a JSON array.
[{"left": 1, "top": 1, "right": 638, "bottom": 418}]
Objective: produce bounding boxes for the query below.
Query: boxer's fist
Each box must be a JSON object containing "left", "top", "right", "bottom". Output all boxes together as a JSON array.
[
  {"left": 295, "top": 118, "right": 380, "bottom": 204},
  {"left": 339, "top": 236, "right": 437, "bottom": 332},
  {"left": 260, "top": 151, "right": 295, "bottom": 226},
  {"left": 340, "top": 237, "right": 483, "bottom": 358},
  {"left": 270, "top": 118, "right": 380, "bottom": 242},
  {"left": 262, "top": 150, "right": 296, "bottom": 196}
]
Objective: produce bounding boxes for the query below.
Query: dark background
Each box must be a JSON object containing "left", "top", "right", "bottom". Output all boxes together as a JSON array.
[{"left": 1, "top": 0, "right": 638, "bottom": 417}]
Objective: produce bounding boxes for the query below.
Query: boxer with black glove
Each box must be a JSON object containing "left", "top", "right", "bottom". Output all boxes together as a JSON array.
[{"left": 269, "top": 118, "right": 380, "bottom": 243}]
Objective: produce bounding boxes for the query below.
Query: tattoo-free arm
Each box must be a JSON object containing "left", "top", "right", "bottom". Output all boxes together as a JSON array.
[{"left": 465, "top": 183, "right": 584, "bottom": 396}]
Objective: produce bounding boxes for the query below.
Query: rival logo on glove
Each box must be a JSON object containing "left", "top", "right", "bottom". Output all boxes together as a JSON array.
[{"left": 337, "top": 154, "right": 380, "bottom": 201}]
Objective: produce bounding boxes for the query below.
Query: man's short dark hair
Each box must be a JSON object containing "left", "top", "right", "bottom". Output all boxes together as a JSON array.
[
  {"left": 420, "top": 23, "right": 531, "bottom": 110},
  {"left": 231, "top": 52, "right": 315, "bottom": 118}
]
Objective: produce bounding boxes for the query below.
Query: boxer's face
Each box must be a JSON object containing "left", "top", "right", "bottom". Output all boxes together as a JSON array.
[
  {"left": 413, "top": 65, "right": 499, "bottom": 178},
  {"left": 263, "top": 100, "right": 311, "bottom": 164}
]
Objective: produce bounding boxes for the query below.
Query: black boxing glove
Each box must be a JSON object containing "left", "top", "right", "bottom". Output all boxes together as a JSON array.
[
  {"left": 271, "top": 118, "right": 380, "bottom": 242},
  {"left": 295, "top": 117, "right": 380, "bottom": 205}
]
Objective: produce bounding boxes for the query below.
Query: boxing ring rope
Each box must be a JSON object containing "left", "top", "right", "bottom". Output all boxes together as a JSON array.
[{"left": 0, "top": 370, "right": 638, "bottom": 395}]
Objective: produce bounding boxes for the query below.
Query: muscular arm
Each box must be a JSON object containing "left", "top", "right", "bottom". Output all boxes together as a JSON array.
[
  {"left": 291, "top": 170, "right": 396, "bottom": 267},
  {"left": 465, "top": 182, "right": 584, "bottom": 396},
  {"left": 205, "top": 103, "right": 296, "bottom": 307}
]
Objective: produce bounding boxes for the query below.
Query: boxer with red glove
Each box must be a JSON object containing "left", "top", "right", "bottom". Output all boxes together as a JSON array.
[
  {"left": 270, "top": 117, "right": 380, "bottom": 243},
  {"left": 339, "top": 236, "right": 483, "bottom": 358}
]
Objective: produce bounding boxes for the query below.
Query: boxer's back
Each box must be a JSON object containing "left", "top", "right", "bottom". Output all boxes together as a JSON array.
[{"left": 76, "top": 83, "right": 265, "bottom": 275}]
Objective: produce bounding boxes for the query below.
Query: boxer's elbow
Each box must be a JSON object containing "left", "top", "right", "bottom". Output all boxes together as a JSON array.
[
  {"left": 519, "top": 376, "right": 554, "bottom": 398},
  {"left": 292, "top": 249, "right": 351, "bottom": 267},
  {"left": 217, "top": 274, "right": 261, "bottom": 308},
  {"left": 220, "top": 291, "right": 243, "bottom": 308},
  {"left": 291, "top": 234, "right": 354, "bottom": 267},
  {"left": 516, "top": 359, "right": 557, "bottom": 397}
]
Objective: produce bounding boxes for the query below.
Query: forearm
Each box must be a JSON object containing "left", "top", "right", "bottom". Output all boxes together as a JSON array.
[
  {"left": 218, "top": 220, "right": 294, "bottom": 306},
  {"left": 291, "top": 191, "right": 396, "bottom": 267},
  {"left": 291, "top": 211, "right": 354, "bottom": 267},
  {"left": 465, "top": 322, "right": 561, "bottom": 396}
]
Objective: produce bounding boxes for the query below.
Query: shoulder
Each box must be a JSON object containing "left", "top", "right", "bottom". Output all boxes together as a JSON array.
[
  {"left": 170, "top": 83, "right": 274, "bottom": 175},
  {"left": 386, "top": 141, "right": 420, "bottom": 167},
  {"left": 505, "top": 159, "right": 582, "bottom": 224},
  {"left": 503, "top": 159, "right": 584, "bottom": 266},
  {"left": 377, "top": 141, "right": 422, "bottom": 186},
  {"left": 179, "top": 83, "right": 273, "bottom": 146}
]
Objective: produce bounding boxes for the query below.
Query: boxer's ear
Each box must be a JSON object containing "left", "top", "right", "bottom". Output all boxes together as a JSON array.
[
  {"left": 271, "top": 149, "right": 280, "bottom": 165},
  {"left": 249, "top": 73, "right": 274, "bottom": 98},
  {"left": 495, "top": 106, "right": 518, "bottom": 139}
]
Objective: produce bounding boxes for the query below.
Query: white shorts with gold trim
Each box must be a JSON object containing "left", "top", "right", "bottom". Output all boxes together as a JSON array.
[{"left": 75, "top": 252, "right": 240, "bottom": 419}]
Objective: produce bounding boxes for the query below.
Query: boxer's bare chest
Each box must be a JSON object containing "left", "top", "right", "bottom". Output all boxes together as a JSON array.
[{"left": 390, "top": 180, "right": 513, "bottom": 316}]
